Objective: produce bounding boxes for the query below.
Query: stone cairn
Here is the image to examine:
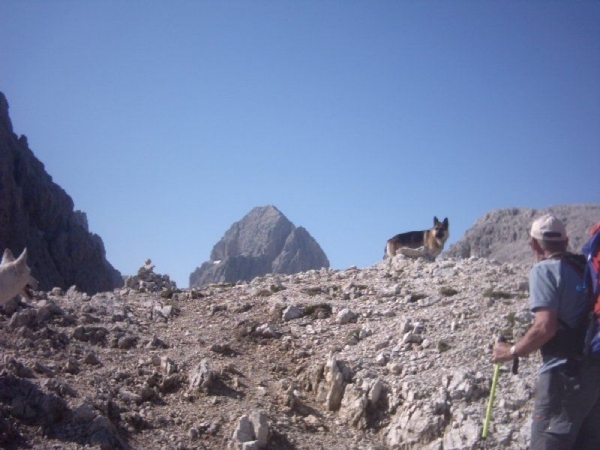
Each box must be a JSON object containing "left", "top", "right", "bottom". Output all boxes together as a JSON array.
[{"left": 123, "top": 259, "right": 177, "bottom": 293}]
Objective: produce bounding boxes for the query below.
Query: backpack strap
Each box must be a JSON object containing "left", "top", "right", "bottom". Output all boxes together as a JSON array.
[
  {"left": 540, "top": 253, "right": 588, "bottom": 359},
  {"left": 548, "top": 252, "right": 586, "bottom": 278}
]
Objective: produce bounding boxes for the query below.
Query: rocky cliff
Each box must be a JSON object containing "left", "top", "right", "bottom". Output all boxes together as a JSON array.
[
  {"left": 445, "top": 204, "right": 600, "bottom": 264},
  {"left": 0, "top": 92, "right": 122, "bottom": 294},
  {"left": 189, "top": 205, "right": 330, "bottom": 288}
]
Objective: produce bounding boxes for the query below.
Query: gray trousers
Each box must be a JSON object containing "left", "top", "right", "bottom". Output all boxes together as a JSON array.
[{"left": 530, "top": 359, "right": 600, "bottom": 450}]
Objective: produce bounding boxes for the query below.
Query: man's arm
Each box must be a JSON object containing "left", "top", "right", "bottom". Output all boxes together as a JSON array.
[{"left": 492, "top": 307, "right": 557, "bottom": 363}]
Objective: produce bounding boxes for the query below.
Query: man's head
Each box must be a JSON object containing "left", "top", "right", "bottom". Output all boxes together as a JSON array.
[{"left": 529, "top": 214, "right": 568, "bottom": 259}]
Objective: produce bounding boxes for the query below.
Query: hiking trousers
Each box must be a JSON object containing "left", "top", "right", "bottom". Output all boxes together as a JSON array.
[{"left": 530, "top": 359, "right": 600, "bottom": 450}]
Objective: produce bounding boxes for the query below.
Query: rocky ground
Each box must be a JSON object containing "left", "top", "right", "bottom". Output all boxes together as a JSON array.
[{"left": 0, "top": 255, "right": 542, "bottom": 449}]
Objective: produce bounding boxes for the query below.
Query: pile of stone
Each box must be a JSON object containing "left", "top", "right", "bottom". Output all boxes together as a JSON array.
[{"left": 123, "top": 259, "right": 177, "bottom": 293}]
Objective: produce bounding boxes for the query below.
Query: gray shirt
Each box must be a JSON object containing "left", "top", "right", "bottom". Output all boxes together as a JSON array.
[{"left": 529, "top": 257, "right": 587, "bottom": 373}]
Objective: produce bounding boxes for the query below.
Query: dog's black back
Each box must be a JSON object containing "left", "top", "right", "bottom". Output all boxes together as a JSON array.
[{"left": 390, "top": 230, "right": 425, "bottom": 246}]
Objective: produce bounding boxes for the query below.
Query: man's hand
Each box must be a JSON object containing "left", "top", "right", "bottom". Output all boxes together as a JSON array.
[
  {"left": 490, "top": 307, "right": 557, "bottom": 364},
  {"left": 492, "top": 341, "right": 514, "bottom": 363}
]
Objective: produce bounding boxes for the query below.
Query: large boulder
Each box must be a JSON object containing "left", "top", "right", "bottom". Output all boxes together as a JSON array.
[
  {"left": 189, "top": 205, "right": 329, "bottom": 287},
  {"left": 444, "top": 204, "right": 600, "bottom": 264},
  {"left": 0, "top": 92, "right": 122, "bottom": 294}
]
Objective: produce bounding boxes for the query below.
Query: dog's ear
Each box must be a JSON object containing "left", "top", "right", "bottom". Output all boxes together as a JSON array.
[
  {"left": 443, "top": 218, "right": 449, "bottom": 226},
  {"left": 433, "top": 216, "right": 440, "bottom": 225},
  {"left": 2, "top": 248, "right": 15, "bottom": 264},
  {"left": 16, "top": 248, "right": 28, "bottom": 264}
]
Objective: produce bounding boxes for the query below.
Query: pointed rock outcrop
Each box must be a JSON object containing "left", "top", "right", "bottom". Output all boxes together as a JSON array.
[{"left": 189, "top": 205, "right": 329, "bottom": 288}]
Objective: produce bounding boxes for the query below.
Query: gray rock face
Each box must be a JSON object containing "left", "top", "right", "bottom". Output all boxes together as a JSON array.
[
  {"left": 189, "top": 206, "right": 329, "bottom": 287},
  {"left": 445, "top": 204, "right": 600, "bottom": 264},
  {"left": 0, "top": 92, "right": 122, "bottom": 295}
]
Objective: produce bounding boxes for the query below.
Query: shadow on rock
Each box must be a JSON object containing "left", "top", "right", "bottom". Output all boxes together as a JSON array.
[{"left": 0, "top": 373, "right": 131, "bottom": 449}]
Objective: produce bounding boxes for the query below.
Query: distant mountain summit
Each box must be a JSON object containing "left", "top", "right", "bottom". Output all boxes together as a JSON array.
[
  {"left": 189, "top": 205, "right": 330, "bottom": 287},
  {"left": 0, "top": 92, "right": 122, "bottom": 294},
  {"left": 445, "top": 204, "right": 600, "bottom": 264}
]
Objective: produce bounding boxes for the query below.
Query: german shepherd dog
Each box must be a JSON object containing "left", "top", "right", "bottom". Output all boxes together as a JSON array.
[{"left": 384, "top": 217, "right": 449, "bottom": 261}]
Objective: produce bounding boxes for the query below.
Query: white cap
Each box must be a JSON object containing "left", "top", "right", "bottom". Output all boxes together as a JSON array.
[{"left": 530, "top": 214, "right": 567, "bottom": 241}]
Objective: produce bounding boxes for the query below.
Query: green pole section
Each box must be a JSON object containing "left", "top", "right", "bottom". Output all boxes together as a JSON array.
[{"left": 482, "top": 362, "right": 501, "bottom": 440}]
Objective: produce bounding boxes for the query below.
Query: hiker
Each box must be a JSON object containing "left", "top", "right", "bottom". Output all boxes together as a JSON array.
[{"left": 491, "top": 214, "right": 600, "bottom": 450}]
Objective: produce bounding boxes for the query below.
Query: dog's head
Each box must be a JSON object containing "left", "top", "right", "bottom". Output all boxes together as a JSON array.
[
  {"left": 2, "top": 248, "right": 39, "bottom": 293},
  {"left": 432, "top": 217, "right": 450, "bottom": 241}
]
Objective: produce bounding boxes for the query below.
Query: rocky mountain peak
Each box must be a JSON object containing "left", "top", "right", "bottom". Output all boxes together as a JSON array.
[
  {"left": 210, "top": 205, "right": 293, "bottom": 262},
  {"left": 190, "top": 205, "right": 330, "bottom": 288}
]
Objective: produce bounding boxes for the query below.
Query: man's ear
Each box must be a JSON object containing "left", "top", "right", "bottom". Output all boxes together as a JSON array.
[{"left": 530, "top": 238, "right": 544, "bottom": 258}]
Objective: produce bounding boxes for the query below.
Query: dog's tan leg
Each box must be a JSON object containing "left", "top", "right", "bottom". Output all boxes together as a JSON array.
[{"left": 385, "top": 242, "right": 396, "bottom": 259}]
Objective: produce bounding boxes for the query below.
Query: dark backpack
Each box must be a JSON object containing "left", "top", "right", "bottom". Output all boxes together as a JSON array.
[
  {"left": 541, "top": 252, "right": 588, "bottom": 358},
  {"left": 582, "top": 222, "right": 600, "bottom": 358}
]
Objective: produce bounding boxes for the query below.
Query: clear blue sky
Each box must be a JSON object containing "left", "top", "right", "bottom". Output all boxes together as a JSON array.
[{"left": 1, "top": 1, "right": 599, "bottom": 288}]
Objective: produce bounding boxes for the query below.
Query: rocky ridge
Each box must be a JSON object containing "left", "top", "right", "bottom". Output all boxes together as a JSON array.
[
  {"left": 0, "top": 92, "right": 122, "bottom": 295},
  {"left": 189, "top": 206, "right": 330, "bottom": 288},
  {"left": 445, "top": 204, "right": 600, "bottom": 263},
  {"left": 1, "top": 254, "right": 543, "bottom": 449}
]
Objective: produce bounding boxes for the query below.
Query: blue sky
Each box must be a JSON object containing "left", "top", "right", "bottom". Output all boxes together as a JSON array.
[{"left": 1, "top": 1, "right": 599, "bottom": 288}]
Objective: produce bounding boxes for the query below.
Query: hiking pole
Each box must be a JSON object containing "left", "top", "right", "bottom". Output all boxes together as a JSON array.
[
  {"left": 482, "top": 335, "right": 507, "bottom": 440},
  {"left": 482, "top": 362, "right": 500, "bottom": 440}
]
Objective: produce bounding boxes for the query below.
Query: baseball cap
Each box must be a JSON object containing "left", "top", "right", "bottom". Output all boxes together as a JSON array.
[{"left": 530, "top": 214, "right": 567, "bottom": 241}]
